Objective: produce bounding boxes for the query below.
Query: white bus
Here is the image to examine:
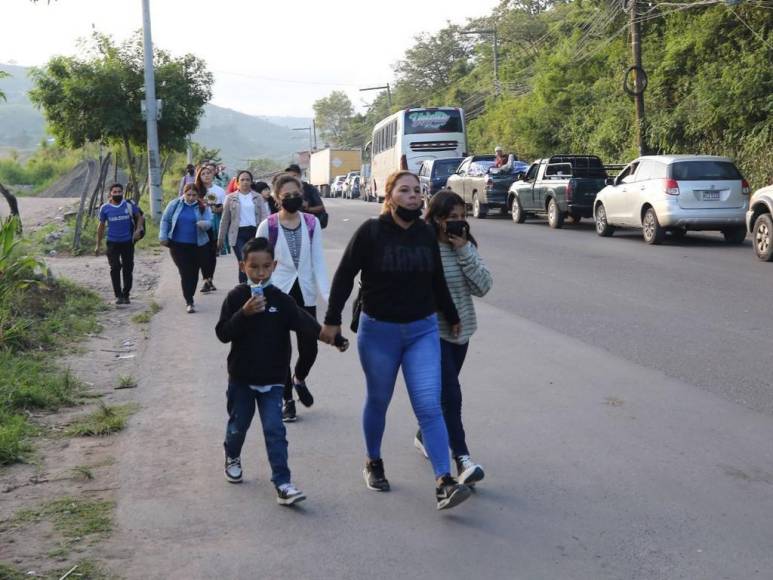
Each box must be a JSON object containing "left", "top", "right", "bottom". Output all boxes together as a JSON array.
[{"left": 369, "top": 107, "right": 467, "bottom": 203}]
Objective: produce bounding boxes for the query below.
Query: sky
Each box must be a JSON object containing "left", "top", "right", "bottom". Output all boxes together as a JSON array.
[{"left": 1, "top": 0, "right": 500, "bottom": 118}]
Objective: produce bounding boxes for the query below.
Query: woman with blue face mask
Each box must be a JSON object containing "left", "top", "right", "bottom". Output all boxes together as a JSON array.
[{"left": 159, "top": 183, "right": 213, "bottom": 313}]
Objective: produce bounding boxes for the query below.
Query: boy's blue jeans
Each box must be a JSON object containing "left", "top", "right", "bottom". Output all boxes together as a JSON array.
[
  {"left": 358, "top": 313, "right": 451, "bottom": 479},
  {"left": 223, "top": 381, "right": 290, "bottom": 487}
]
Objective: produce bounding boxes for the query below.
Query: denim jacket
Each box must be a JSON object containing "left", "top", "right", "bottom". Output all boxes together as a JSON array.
[{"left": 159, "top": 198, "right": 213, "bottom": 246}]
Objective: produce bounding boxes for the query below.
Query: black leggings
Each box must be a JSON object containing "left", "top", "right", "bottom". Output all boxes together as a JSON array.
[
  {"left": 284, "top": 280, "right": 318, "bottom": 401},
  {"left": 169, "top": 242, "right": 207, "bottom": 304},
  {"left": 201, "top": 238, "right": 218, "bottom": 280}
]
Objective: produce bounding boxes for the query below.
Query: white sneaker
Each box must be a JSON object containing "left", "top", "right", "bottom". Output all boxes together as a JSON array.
[
  {"left": 225, "top": 456, "right": 242, "bottom": 483},
  {"left": 276, "top": 482, "right": 306, "bottom": 506},
  {"left": 455, "top": 455, "right": 485, "bottom": 486},
  {"left": 413, "top": 430, "right": 429, "bottom": 459}
]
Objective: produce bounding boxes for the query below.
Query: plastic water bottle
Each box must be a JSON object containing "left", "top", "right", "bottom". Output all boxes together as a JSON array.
[{"left": 250, "top": 282, "right": 264, "bottom": 297}]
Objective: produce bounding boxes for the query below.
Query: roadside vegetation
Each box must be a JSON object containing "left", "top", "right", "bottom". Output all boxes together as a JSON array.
[
  {"left": 0, "top": 142, "right": 83, "bottom": 194},
  {"left": 314, "top": 0, "right": 772, "bottom": 188},
  {"left": 0, "top": 216, "right": 103, "bottom": 464}
]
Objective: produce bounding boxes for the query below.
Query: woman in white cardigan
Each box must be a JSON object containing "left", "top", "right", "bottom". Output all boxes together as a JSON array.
[{"left": 257, "top": 173, "right": 330, "bottom": 422}]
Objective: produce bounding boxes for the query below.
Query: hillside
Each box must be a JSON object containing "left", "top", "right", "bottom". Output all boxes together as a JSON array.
[{"left": 0, "top": 64, "right": 304, "bottom": 167}]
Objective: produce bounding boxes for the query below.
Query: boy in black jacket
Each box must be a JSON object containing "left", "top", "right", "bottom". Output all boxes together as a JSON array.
[{"left": 215, "top": 237, "right": 347, "bottom": 505}]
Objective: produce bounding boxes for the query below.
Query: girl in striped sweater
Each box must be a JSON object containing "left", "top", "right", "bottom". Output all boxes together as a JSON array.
[{"left": 417, "top": 190, "right": 493, "bottom": 485}]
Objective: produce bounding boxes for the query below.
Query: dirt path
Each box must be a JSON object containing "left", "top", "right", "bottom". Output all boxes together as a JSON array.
[{"left": 0, "top": 198, "right": 163, "bottom": 577}]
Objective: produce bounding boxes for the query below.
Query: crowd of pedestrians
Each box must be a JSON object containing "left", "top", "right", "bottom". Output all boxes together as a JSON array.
[{"left": 100, "top": 162, "right": 491, "bottom": 512}]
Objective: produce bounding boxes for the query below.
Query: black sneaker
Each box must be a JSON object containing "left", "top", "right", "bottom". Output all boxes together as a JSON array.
[
  {"left": 282, "top": 400, "right": 297, "bottom": 422},
  {"left": 413, "top": 429, "right": 428, "bottom": 459},
  {"left": 200, "top": 281, "right": 212, "bottom": 293},
  {"left": 436, "top": 474, "right": 471, "bottom": 511},
  {"left": 224, "top": 456, "right": 242, "bottom": 483},
  {"left": 363, "top": 458, "right": 390, "bottom": 492},
  {"left": 209, "top": 282, "right": 217, "bottom": 291},
  {"left": 123, "top": 294, "right": 131, "bottom": 304},
  {"left": 276, "top": 482, "right": 306, "bottom": 506},
  {"left": 293, "top": 378, "right": 314, "bottom": 408},
  {"left": 455, "top": 455, "right": 485, "bottom": 486},
  {"left": 115, "top": 296, "right": 125, "bottom": 305}
]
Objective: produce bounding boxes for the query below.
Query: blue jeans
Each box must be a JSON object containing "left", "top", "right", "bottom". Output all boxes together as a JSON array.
[
  {"left": 223, "top": 381, "right": 290, "bottom": 487},
  {"left": 441, "top": 339, "right": 470, "bottom": 457},
  {"left": 232, "top": 226, "right": 257, "bottom": 283},
  {"left": 358, "top": 313, "right": 451, "bottom": 479}
]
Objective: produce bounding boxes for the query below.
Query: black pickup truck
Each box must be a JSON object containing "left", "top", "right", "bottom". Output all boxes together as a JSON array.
[{"left": 507, "top": 155, "right": 608, "bottom": 228}]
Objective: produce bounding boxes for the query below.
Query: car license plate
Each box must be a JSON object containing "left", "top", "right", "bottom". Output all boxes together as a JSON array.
[{"left": 701, "top": 191, "right": 720, "bottom": 201}]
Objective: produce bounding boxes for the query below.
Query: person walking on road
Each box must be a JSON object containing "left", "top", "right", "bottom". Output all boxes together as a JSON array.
[
  {"left": 256, "top": 173, "right": 329, "bottom": 423},
  {"left": 195, "top": 164, "right": 226, "bottom": 292},
  {"left": 416, "top": 189, "right": 492, "bottom": 486},
  {"left": 95, "top": 183, "right": 145, "bottom": 305},
  {"left": 218, "top": 170, "right": 270, "bottom": 284},
  {"left": 284, "top": 164, "right": 328, "bottom": 229},
  {"left": 320, "top": 170, "right": 472, "bottom": 511},
  {"left": 178, "top": 164, "right": 196, "bottom": 196},
  {"left": 159, "top": 183, "right": 213, "bottom": 313},
  {"left": 215, "top": 237, "right": 348, "bottom": 506},
  {"left": 253, "top": 180, "right": 277, "bottom": 214}
]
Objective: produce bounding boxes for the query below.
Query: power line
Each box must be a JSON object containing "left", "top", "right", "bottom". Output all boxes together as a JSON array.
[{"left": 729, "top": 7, "right": 773, "bottom": 50}]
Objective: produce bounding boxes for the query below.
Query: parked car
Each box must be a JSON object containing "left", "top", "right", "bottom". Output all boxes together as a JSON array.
[
  {"left": 747, "top": 184, "right": 773, "bottom": 261},
  {"left": 418, "top": 157, "right": 464, "bottom": 207},
  {"left": 594, "top": 155, "right": 750, "bottom": 245},
  {"left": 331, "top": 175, "right": 346, "bottom": 198},
  {"left": 445, "top": 155, "right": 528, "bottom": 218},
  {"left": 347, "top": 175, "right": 361, "bottom": 199},
  {"left": 343, "top": 171, "right": 360, "bottom": 199},
  {"left": 508, "top": 155, "right": 608, "bottom": 228}
]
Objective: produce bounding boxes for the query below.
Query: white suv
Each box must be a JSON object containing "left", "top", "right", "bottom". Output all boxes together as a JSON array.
[
  {"left": 747, "top": 184, "right": 773, "bottom": 261},
  {"left": 594, "top": 155, "right": 750, "bottom": 244}
]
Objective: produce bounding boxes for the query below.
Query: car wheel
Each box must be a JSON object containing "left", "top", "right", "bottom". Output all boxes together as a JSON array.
[
  {"left": 547, "top": 198, "right": 564, "bottom": 229},
  {"left": 511, "top": 196, "right": 526, "bottom": 224},
  {"left": 594, "top": 203, "right": 614, "bottom": 237},
  {"left": 722, "top": 226, "right": 747, "bottom": 245},
  {"left": 472, "top": 194, "right": 488, "bottom": 219},
  {"left": 642, "top": 208, "right": 665, "bottom": 245},
  {"left": 753, "top": 214, "right": 773, "bottom": 261}
]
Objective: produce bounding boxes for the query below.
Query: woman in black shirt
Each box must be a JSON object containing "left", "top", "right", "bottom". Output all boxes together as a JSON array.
[{"left": 321, "top": 170, "right": 472, "bottom": 511}]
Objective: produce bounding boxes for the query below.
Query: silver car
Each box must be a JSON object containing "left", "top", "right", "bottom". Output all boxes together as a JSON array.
[
  {"left": 746, "top": 184, "right": 773, "bottom": 261},
  {"left": 594, "top": 155, "right": 750, "bottom": 245}
]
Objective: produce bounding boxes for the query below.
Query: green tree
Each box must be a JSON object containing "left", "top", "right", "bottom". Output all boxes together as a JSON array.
[
  {"left": 29, "top": 31, "right": 213, "bottom": 199},
  {"left": 313, "top": 91, "right": 354, "bottom": 146}
]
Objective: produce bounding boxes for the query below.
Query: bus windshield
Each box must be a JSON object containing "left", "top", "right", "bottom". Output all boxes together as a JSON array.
[{"left": 404, "top": 109, "right": 463, "bottom": 135}]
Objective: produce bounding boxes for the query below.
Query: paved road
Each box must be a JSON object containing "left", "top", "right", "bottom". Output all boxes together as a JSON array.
[{"left": 106, "top": 199, "right": 773, "bottom": 579}]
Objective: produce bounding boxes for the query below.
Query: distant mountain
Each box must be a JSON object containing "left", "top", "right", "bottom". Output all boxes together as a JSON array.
[{"left": 0, "top": 63, "right": 305, "bottom": 167}]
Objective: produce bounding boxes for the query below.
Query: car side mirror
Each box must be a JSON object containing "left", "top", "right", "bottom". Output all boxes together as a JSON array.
[
  {"left": 515, "top": 172, "right": 526, "bottom": 181},
  {"left": 606, "top": 177, "right": 614, "bottom": 186}
]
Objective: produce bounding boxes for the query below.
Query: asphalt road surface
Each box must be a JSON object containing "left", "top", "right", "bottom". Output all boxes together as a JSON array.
[{"left": 106, "top": 199, "right": 773, "bottom": 579}]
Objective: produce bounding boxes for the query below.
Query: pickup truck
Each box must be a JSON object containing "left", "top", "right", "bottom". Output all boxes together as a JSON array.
[
  {"left": 508, "top": 155, "right": 608, "bottom": 228},
  {"left": 445, "top": 155, "right": 529, "bottom": 218}
]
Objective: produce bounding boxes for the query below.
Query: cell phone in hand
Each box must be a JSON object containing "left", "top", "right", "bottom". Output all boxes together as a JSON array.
[{"left": 445, "top": 220, "right": 469, "bottom": 238}]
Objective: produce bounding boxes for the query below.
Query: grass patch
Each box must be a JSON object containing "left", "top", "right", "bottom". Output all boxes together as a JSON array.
[
  {"left": 131, "top": 300, "right": 161, "bottom": 324},
  {"left": 51, "top": 560, "right": 117, "bottom": 580},
  {"left": 13, "top": 497, "right": 113, "bottom": 540},
  {"left": 0, "top": 562, "right": 27, "bottom": 580},
  {"left": 70, "top": 465, "right": 95, "bottom": 481},
  {"left": 65, "top": 403, "right": 137, "bottom": 437},
  {"left": 115, "top": 374, "right": 138, "bottom": 390}
]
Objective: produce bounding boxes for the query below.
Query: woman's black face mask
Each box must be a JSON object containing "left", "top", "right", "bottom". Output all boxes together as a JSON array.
[{"left": 281, "top": 196, "right": 304, "bottom": 213}]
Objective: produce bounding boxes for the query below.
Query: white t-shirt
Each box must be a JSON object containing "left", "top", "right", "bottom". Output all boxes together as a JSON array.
[
  {"left": 208, "top": 184, "right": 226, "bottom": 205},
  {"left": 238, "top": 192, "right": 256, "bottom": 227}
]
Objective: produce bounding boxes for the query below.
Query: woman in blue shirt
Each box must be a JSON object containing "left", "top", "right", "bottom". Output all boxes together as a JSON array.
[{"left": 159, "top": 183, "right": 213, "bottom": 313}]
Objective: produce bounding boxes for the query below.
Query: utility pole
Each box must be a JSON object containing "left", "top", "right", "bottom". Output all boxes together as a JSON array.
[
  {"left": 141, "top": 0, "right": 163, "bottom": 223},
  {"left": 312, "top": 119, "right": 318, "bottom": 150},
  {"left": 360, "top": 84, "right": 392, "bottom": 110},
  {"left": 461, "top": 29, "right": 499, "bottom": 94},
  {"left": 629, "top": 0, "right": 647, "bottom": 155}
]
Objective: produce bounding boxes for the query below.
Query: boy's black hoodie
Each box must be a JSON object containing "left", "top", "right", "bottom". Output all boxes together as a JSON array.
[{"left": 216, "top": 284, "right": 321, "bottom": 385}]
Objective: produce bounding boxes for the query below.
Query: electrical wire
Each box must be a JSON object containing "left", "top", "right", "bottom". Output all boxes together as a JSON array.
[{"left": 729, "top": 7, "right": 773, "bottom": 50}]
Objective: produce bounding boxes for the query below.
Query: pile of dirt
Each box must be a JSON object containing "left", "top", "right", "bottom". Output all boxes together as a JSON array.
[{"left": 39, "top": 160, "right": 128, "bottom": 199}]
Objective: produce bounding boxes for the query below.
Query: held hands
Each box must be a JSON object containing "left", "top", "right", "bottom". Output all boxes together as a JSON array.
[
  {"left": 450, "top": 323, "right": 462, "bottom": 338},
  {"left": 319, "top": 324, "right": 340, "bottom": 346},
  {"left": 241, "top": 295, "right": 266, "bottom": 316}
]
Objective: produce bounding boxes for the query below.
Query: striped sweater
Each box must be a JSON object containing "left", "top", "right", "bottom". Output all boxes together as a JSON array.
[{"left": 437, "top": 241, "right": 493, "bottom": 344}]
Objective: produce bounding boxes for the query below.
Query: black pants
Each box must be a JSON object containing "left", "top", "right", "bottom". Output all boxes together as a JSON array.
[
  {"left": 440, "top": 339, "right": 470, "bottom": 457},
  {"left": 201, "top": 238, "right": 218, "bottom": 280},
  {"left": 169, "top": 242, "right": 206, "bottom": 304},
  {"left": 106, "top": 241, "right": 134, "bottom": 298},
  {"left": 232, "top": 226, "right": 257, "bottom": 284},
  {"left": 283, "top": 280, "right": 318, "bottom": 402}
]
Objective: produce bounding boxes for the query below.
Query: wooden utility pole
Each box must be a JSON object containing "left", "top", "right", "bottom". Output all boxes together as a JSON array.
[{"left": 630, "top": 0, "right": 646, "bottom": 155}]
